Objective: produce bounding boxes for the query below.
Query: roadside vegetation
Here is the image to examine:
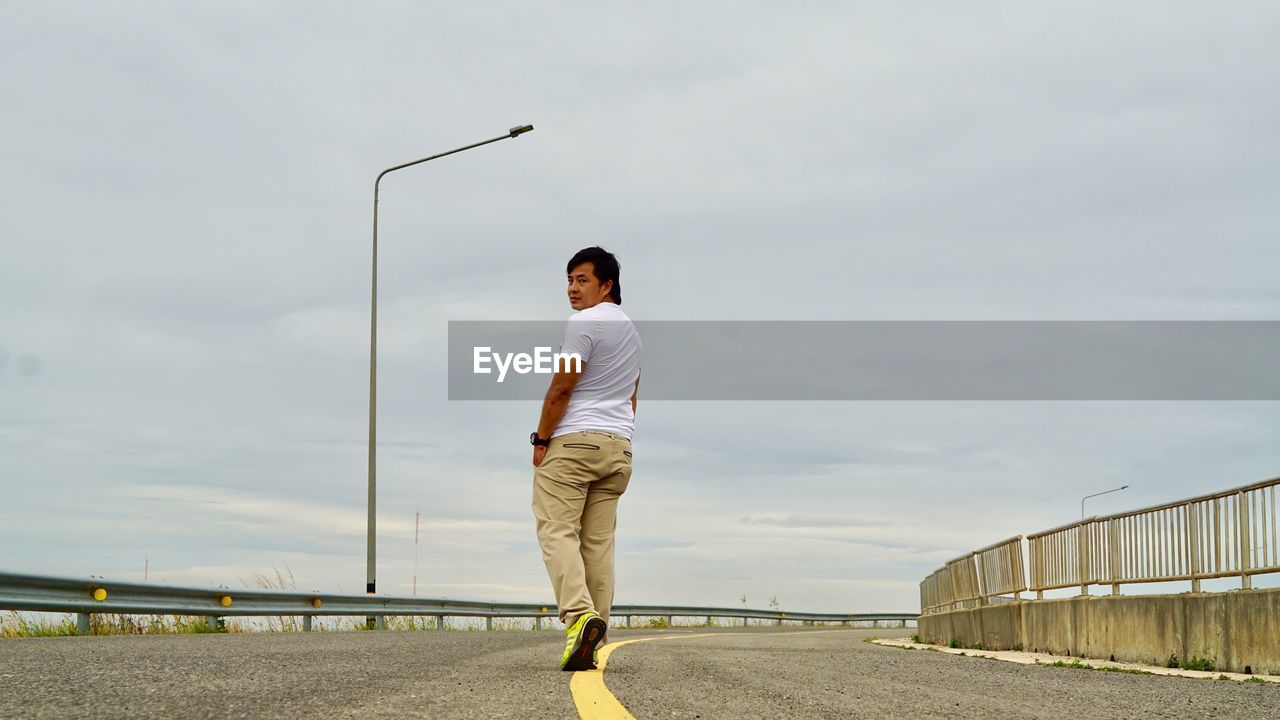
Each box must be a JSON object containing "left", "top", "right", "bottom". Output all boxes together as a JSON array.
[
  {"left": 886, "top": 638, "right": 1274, "bottom": 682},
  {"left": 1167, "top": 653, "right": 1216, "bottom": 671}
]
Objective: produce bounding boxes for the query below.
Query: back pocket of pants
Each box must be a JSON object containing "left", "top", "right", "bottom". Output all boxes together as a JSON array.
[{"left": 562, "top": 442, "right": 600, "bottom": 451}]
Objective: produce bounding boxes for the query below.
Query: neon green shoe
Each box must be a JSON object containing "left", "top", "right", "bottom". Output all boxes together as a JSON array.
[
  {"left": 594, "top": 632, "right": 608, "bottom": 666},
  {"left": 560, "top": 612, "right": 606, "bottom": 671}
]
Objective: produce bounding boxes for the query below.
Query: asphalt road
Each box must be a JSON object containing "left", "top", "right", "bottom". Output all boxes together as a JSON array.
[{"left": 2, "top": 627, "right": 1276, "bottom": 719}]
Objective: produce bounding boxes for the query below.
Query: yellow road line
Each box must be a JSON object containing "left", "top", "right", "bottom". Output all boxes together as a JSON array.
[{"left": 569, "top": 628, "right": 861, "bottom": 720}]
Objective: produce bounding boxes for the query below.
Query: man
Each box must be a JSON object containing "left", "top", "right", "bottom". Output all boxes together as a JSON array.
[{"left": 530, "top": 246, "right": 641, "bottom": 671}]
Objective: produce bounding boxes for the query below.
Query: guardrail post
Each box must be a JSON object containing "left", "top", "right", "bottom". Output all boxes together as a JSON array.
[
  {"left": 485, "top": 616, "right": 493, "bottom": 631},
  {"left": 374, "top": 615, "right": 385, "bottom": 631},
  {"left": 436, "top": 614, "right": 446, "bottom": 630},
  {"left": 534, "top": 616, "right": 542, "bottom": 631},
  {"left": 207, "top": 616, "right": 219, "bottom": 632},
  {"left": 1035, "top": 539, "right": 1044, "bottom": 599},
  {"left": 1109, "top": 518, "right": 1121, "bottom": 595},
  {"left": 625, "top": 615, "right": 632, "bottom": 628},
  {"left": 303, "top": 615, "right": 313, "bottom": 632},
  {"left": 975, "top": 553, "right": 988, "bottom": 607},
  {"left": 1238, "top": 490, "right": 1253, "bottom": 589},
  {"left": 1188, "top": 501, "right": 1201, "bottom": 592},
  {"left": 667, "top": 615, "right": 673, "bottom": 627},
  {"left": 705, "top": 615, "right": 712, "bottom": 627},
  {"left": 76, "top": 613, "right": 91, "bottom": 635},
  {"left": 1077, "top": 522, "right": 1090, "bottom": 596}
]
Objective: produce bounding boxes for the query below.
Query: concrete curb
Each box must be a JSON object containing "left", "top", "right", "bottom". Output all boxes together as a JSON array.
[{"left": 871, "top": 637, "right": 1280, "bottom": 684}]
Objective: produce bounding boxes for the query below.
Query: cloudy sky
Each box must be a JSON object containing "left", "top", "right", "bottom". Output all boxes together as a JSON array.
[{"left": 3, "top": 2, "right": 1279, "bottom": 615}]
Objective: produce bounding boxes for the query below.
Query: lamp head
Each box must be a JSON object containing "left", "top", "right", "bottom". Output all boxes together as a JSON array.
[{"left": 509, "top": 124, "right": 534, "bottom": 137}]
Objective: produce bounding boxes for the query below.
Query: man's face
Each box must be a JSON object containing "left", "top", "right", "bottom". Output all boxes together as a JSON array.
[{"left": 567, "top": 262, "right": 613, "bottom": 311}]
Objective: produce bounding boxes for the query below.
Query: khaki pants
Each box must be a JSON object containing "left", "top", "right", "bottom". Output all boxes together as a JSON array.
[{"left": 532, "top": 430, "right": 633, "bottom": 629}]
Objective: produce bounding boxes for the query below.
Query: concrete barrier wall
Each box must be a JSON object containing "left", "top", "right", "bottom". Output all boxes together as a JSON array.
[{"left": 917, "top": 588, "right": 1280, "bottom": 674}]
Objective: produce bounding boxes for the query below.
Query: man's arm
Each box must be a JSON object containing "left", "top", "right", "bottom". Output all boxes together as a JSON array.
[
  {"left": 532, "top": 365, "right": 582, "bottom": 466},
  {"left": 631, "top": 373, "right": 639, "bottom": 416}
]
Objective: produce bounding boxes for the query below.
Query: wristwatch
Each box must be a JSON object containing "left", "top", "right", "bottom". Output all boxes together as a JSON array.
[{"left": 530, "top": 432, "right": 550, "bottom": 447}]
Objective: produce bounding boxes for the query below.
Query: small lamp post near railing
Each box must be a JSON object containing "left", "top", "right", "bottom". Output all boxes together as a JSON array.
[
  {"left": 365, "top": 125, "right": 534, "bottom": 628},
  {"left": 1081, "top": 485, "right": 1129, "bottom": 519}
]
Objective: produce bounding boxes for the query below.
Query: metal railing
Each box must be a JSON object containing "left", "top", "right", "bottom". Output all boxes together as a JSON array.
[
  {"left": 920, "top": 475, "right": 1280, "bottom": 614},
  {"left": 0, "top": 571, "right": 916, "bottom": 635},
  {"left": 919, "top": 536, "right": 1024, "bottom": 614}
]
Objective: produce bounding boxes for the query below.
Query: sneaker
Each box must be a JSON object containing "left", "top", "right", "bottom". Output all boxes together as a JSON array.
[{"left": 560, "top": 612, "right": 606, "bottom": 671}]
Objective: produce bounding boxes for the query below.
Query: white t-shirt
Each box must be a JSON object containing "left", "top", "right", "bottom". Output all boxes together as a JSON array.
[{"left": 553, "top": 301, "right": 642, "bottom": 439}]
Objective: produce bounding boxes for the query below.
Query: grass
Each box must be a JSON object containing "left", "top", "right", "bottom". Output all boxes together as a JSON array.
[
  {"left": 1, "top": 612, "right": 78, "bottom": 638},
  {"left": 1097, "top": 665, "right": 1153, "bottom": 675},
  {"left": 944, "top": 638, "right": 990, "bottom": 651},
  {"left": 1034, "top": 659, "right": 1153, "bottom": 675},
  {"left": 1168, "top": 653, "right": 1216, "bottom": 672},
  {"left": 872, "top": 638, "right": 940, "bottom": 653},
  {"left": 1043, "top": 659, "right": 1094, "bottom": 670},
  {"left": 904, "top": 639, "right": 1270, "bottom": 682},
  {"left": 1, "top": 611, "right": 224, "bottom": 638}
]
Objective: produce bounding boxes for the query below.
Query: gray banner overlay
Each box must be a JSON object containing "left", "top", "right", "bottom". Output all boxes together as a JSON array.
[{"left": 448, "top": 321, "right": 1280, "bottom": 400}]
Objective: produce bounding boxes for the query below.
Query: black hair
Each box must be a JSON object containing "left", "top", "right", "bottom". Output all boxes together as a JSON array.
[{"left": 566, "top": 246, "right": 622, "bottom": 305}]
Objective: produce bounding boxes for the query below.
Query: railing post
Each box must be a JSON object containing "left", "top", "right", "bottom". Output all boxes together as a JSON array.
[
  {"left": 1033, "top": 537, "right": 1044, "bottom": 600},
  {"left": 705, "top": 615, "right": 712, "bottom": 627},
  {"left": 76, "top": 613, "right": 91, "bottom": 635},
  {"left": 1109, "top": 518, "right": 1121, "bottom": 595},
  {"left": 1238, "top": 490, "right": 1253, "bottom": 589},
  {"left": 436, "top": 614, "right": 446, "bottom": 631},
  {"left": 207, "top": 616, "right": 220, "bottom": 632},
  {"left": 534, "top": 616, "right": 542, "bottom": 631},
  {"left": 1012, "top": 539, "right": 1024, "bottom": 601},
  {"left": 1077, "top": 523, "right": 1090, "bottom": 596},
  {"left": 975, "top": 552, "right": 988, "bottom": 606},
  {"left": 374, "top": 615, "right": 385, "bottom": 631},
  {"left": 303, "top": 615, "right": 313, "bottom": 632},
  {"left": 1188, "top": 501, "right": 1201, "bottom": 593},
  {"left": 626, "top": 615, "right": 632, "bottom": 628},
  {"left": 485, "top": 616, "right": 493, "bottom": 631}
]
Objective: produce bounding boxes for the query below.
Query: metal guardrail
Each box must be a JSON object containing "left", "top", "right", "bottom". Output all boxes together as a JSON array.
[
  {"left": 976, "top": 535, "right": 1027, "bottom": 599},
  {"left": 0, "top": 571, "right": 916, "bottom": 635},
  {"left": 1028, "top": 476, "right": 1280, "bottom": 597},
  {"left": 919, "top": 536, "right": 1024, "bottom": 614},
  {"left": 920, "top": 475, "right": 1280, "bottom": 614}
]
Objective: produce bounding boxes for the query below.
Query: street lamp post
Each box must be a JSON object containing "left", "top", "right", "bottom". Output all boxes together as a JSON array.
[
  {"left": 366, "top": 125, "right": 533, "bottom": 626},
  {"left": 1081, "top": 484, "right": 1129, "bottom": 519}
]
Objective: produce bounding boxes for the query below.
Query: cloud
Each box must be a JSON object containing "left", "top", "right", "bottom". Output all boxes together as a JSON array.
[
  {"left": 738, "top": 515, "right": 890, "bottom": 529},
  {"left": 2, "top": 2, "right": 1280, "bottom": 615}
]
